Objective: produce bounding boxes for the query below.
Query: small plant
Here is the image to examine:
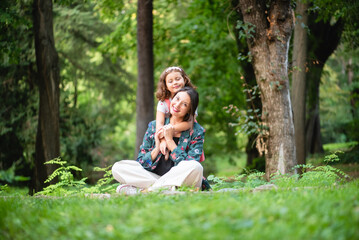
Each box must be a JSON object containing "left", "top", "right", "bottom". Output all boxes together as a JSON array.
[
  {"left": 245, "top": 171, "right": 267, "bottom": 188},
  {"left": 271, "top": 151, "right": 350, "bottom": 188},
  {"left": 0, "top": 184, "right": 9, "bottom": 193},
  {"left": 35, "top": 157, "right": 87, "bottom": 196},
  {"left": 323, "top": 150, "right": 343, "bottom": 163},
  {"left": 207, "top": 175, "right": 245, "bottom": 191},
  {"left": 83, "top": 165, "right": 117, "bottom": 194},
  {"left": 299, "top": 151, "right": 349, "bottom": 186},
  {"left": 208, "top": 171, "right": 268, "bottom": 191},
  {"left": 270, "top": 173, "right": 300, "bottom": 188}
]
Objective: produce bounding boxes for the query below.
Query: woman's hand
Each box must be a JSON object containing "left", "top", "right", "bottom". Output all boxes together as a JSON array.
[
  {"left": 154, "top": 129, "right": 161, "bottom": 150},
  {"left": 160, "top": 141, "right": 167, "bottom": 155},
  {"left": 151, "top": 131, "right": 161, "bottom": 161}
]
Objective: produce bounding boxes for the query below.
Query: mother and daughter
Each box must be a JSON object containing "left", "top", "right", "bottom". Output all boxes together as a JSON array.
[{"left": 112, "top": 66, "right": 209, "bottom": 194}]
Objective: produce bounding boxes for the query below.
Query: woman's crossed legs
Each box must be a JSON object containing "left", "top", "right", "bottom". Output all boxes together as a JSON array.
[{"left": 112, "top": 160, "right": 203, "bottom": 192}]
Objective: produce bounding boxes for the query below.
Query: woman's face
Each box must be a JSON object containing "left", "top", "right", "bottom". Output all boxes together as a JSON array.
[
  {"left": 170, "top": 91, "right": 191, "bottom": 118},
  {"left": 165, "top": 71, "right": 185, "bottom": 97}
]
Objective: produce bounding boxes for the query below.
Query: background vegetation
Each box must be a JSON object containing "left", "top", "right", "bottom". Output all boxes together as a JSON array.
[
  {"left": 1, "top": 0, "right": 359, "bottom": 189},
  {"left": 1, "top": 1, "right": 359, "bottom": 238}
]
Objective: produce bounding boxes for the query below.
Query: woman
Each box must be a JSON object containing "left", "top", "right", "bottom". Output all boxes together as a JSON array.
[{"left": 112, "top": 87, "right": 208, "bottom": 194}]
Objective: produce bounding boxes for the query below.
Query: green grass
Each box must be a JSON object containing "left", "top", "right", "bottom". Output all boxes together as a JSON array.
[
  {"left": 1, "top": 144, "right": 358, "bottom": 239},
  {"left": 1, "top": 180, "right": 359, "bottom": 240},
  {"left": 323, "top": 141, "right": 358, "bottom": 152}
]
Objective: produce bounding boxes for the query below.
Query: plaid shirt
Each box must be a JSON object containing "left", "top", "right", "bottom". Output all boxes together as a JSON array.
[{"left": 136, "top": 118, "right": 210, "bottom": 190}]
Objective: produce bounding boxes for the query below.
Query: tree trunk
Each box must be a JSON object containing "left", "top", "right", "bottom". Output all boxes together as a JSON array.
[
  {"left": 291, "top": 1, "right": 308, "bottom": 167},
  {"left": 305, "top": 14, "right": 343, "bottom": 154},
  {"left": 135, "top": 0, "right": 154, "bottom": 158},
  {"left": 32, "top": 0, "right": 60, "bottom": 193},
  {"left": 305, "top": 65, "right": 324, "bottom": 154},
  {"left": 347, "top": 57, "right": 358, "bottom": 118},
  {"left": 232, "top": 0, "right": 261, "bottom": 168},
  {"left": 238, "top": 0, "right": 297, "bottom": 180},
  {"left": 243, "top": 62, "right": 261, "bottom": 167}
]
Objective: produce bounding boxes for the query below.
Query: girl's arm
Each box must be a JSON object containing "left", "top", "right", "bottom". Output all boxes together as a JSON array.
[
  {"left": 173, "top": 119, "right": 193, "bottom": 133},
  {"left": 156, "top": 111, "right": 165, "bottom": 137},
  {"left": 156, "top": 110, "right": 168, "bottom": 155}
]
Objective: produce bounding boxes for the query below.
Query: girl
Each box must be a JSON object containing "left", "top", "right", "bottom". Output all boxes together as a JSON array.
[{"left": 155, "top": 66, "right": 197, "bottom": 159}]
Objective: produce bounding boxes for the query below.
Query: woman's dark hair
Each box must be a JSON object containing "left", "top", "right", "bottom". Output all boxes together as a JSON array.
[{"left": 172, "top": 86, "right": 199, "bottom": 122}]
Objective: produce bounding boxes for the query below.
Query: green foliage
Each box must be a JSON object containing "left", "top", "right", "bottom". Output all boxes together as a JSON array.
[
  {"left": 245, "top": 156, "right": 266, "bottom": 172},
  {"left": 0, "top": 0, "right": 33, "bottom": 66},
  {"left": 35, "top": 158, "right": 87, "bottom": 196},
  {"left": 225, "top": 85, "right": 263, "bottom": 136},
  {"left": 34, "top": 158, "right": 117, "bottom": 196},
  {"left": 208, "top": 171, "right": 267, "bottom": 191},
  {"left": 153, "top": 0, "right": 246, "bottom": 160},
  {"left": 309, "top": 0, "right": 359, "bottom": 48},
  {"left": 210, "top": 151, "right": 350, "bottom": 190},
  {"left": 0, "top": 0, "right": 37, "bottom": 183},
  {"left": 82, "top": 165, "right": 117, "bottom": 194},
  {"left": 320, "top": 46, "right": 359, "bottom": 144},
  {"left": 0, "top": 162, "right": 30, "bottom": 184},
  {"left": 207, "top": 175, "right": 244, "bottom": 190},
  {"left": 272, "top": 151, "right": 349, "bottom": 188},
  {"left": 0, "top": 184, "right": 9, "bottom": 193},
  {"left": 236, "top": 20, "right": 256, "bottom": 40}
]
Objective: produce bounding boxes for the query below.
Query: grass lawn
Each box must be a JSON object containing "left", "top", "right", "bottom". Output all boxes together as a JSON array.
[
  {"left": 1, "top": 142, "right": 359, "bottom": 239},
  {"left": 1, "top": 180, "right": 359, "bottom": 240}
]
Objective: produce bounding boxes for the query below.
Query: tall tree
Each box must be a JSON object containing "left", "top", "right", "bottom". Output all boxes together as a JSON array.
[
  {"left": 135, "top": 0, "right": 154, "bottom": 157},
  {"left": 291, "top": 1, "right": 309, "bottom": 167},
  {"left": 305, "top": 13, "right": 343, "bottom": 154},
  {"left": 232, "top": 0, "right": 261, "bottom": 169},
  {"left": 238, "top": 0, "right": 297, "bottom": 179},
  {"left": 32, "top": 0, "right": 60, "bottom": 192}
]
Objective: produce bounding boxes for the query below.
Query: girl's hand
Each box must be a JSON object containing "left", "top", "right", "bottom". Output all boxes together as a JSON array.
[
  {"left": 156, "top": 127, "right": 164, "bottom": 139},
  {"left": 163, "top": 124, "right": 174, "bottom": 141}
]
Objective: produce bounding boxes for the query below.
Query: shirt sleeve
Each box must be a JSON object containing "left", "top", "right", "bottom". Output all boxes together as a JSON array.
[
  {"left": 136, "top": 121, "right": 159, "bottom": 170},
  {"left": 169, "top": 126, "right": 205, "bottom": 164},
  {"left": 157, "top": 100, "right": 167, "bottom": 114}
]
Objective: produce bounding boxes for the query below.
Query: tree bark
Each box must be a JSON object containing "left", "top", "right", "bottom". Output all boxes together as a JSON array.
[
  {"left": 291, "top": 1, "right": 308, "bottom": 167},
  {"left": 135, "top": 0, "right": 154, "bottom": 157},
  {"left": 238, "top": 0, "right": 297, "bottom": 179},
  {"left": 32, "top": 0, "right": 60, "bottom": 193}
]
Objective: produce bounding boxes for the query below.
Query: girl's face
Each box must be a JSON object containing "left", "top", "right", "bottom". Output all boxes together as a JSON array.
[
  {"left": 170, "top": 91, "right": 191, "bottom": 118},
  {"left": 165, "top": 71, "right": 185, "bottom": 97}
]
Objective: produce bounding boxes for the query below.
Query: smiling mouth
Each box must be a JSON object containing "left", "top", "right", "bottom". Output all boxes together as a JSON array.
[{"left": 172, "top": 106, "right": 179, "bottom": 112}]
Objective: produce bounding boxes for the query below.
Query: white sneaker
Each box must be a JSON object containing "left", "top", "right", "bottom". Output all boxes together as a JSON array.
[{"left": 116, "top": 184, "right": 141, "bottom": 195}]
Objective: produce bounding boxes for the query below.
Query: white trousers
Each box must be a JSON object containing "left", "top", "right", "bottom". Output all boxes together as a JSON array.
[{"left": 112, "top": 160, "right": 203, "bottom": 190}]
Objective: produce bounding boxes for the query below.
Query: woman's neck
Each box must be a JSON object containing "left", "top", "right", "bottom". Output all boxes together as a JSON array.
[{"left": 170, "top": 116, "right": 183, "bottom": 126}]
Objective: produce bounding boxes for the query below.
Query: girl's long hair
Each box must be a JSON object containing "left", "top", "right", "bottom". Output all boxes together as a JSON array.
[{"left": 155, "top": 66, "right": 196, "bottom": 102}]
